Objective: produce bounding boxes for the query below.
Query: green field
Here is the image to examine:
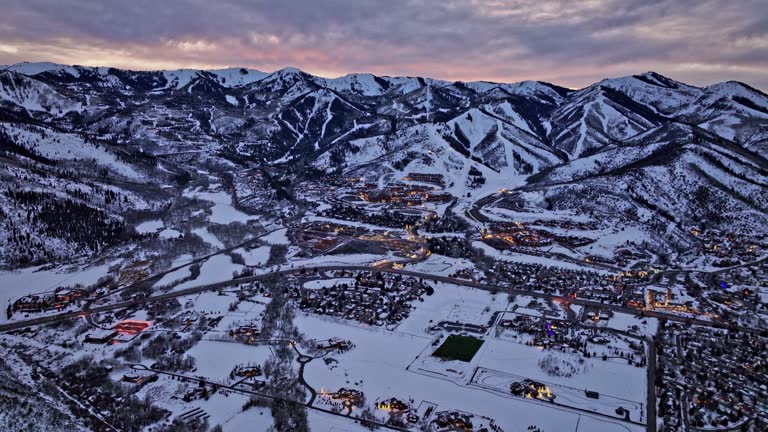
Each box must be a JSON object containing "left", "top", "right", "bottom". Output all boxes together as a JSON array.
[{"left": 432, "top": 334, "right": 484, "bottom": 362}]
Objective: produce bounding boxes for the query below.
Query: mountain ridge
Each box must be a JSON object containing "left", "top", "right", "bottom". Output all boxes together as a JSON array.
[{"left": 6, "top": 61, "right": 763, "bottom": 95}]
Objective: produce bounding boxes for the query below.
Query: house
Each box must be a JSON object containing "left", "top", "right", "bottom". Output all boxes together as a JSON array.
[
  {"left": 433, "top": 411, "right": 473, "bottom": 430},
  {"left": 376, "top": 397, "right": 409, "bottom": 412},
  {"left": 235, "top": 365, "right": 262, "bottom": 378},
  {"left": 332, "top": 388, "right": 364, "bottom": 402}
]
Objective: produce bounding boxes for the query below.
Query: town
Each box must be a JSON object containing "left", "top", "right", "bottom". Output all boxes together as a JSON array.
[{"left": 0, "top": 44, "right": 767, "bottom": 432}]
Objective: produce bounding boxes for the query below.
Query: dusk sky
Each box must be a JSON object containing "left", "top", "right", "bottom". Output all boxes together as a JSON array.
[{"left": 1, "top": 0, "right": 767, "bottom": 89}]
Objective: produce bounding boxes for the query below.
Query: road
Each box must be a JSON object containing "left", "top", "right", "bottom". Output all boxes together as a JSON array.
[
  {"left": 86, "top": 226, "right": 286, "bottom": 306},
  {"left": 5, "top": 258, "right": 762, "bottom": 432},
  {"left": 3, "top": 262, "right": 763, "bottom": 336},
  {"left": 128, "top": 363, "right": 410, "bottom": 432},
  {"left": 646, "top": 322, "right": 660, "bottom": 432}
]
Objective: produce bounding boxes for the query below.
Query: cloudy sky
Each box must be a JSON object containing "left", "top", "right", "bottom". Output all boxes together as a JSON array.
[{"left": 1, "top": 0, "right": 766, "bottom": 89}]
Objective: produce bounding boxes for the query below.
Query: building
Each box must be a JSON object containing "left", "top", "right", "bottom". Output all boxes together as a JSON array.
[
  {"left": 84, "top": 330, "right": 118, "bottom": 344},
  {"left": 114, "top": 320, "right": 152, "bottom": 335},
  {"left": 404, "top": 173, "right": 445, "bottom": 186}
]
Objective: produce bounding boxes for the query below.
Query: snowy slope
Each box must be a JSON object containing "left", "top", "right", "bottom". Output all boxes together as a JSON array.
[
  {"left": 597, "top": 72, "right": 703, "bottom": 115},
  {"left": 0, "top": 71, "right": 82, "bottom": 115},
  {"left": 0, "top": 62, "right": 765, "bottom": 192},
  {"left": 3, "top": 61, "right": 74, "bottom": 75},
  {"left": 205, "top": 67, "right": 268, "bottom": 87},
  {"left": 682, "top": 81, "right": 768, "bottom": 155},
  {"left": 0, "top": 123, "right": 145, "bottom": 179},
  {"left": 319, "top": 73, "right": 391, "bottom": 96},
  {"left": 547, "top": 83, "right": 665, "bottom": 158},
  {"left": 447, "top": 108, "right": 563, "bottom": 174},
  {"left": 528, "top": 124, "right": 768, "bottom": 246}
]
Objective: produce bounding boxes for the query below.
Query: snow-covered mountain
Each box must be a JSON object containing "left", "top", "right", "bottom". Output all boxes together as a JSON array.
[
  {"left": 1, "top": 61, "right": 766, "bottom": 265},
  {"left": 4, "top": 61, "right": 763, "bottom": 162},
  {"left": 0, "top": 71, "right": 83, "bottom": 115},
  {"left": 527, "top": 123, "right": 768, "bottom": 241}
]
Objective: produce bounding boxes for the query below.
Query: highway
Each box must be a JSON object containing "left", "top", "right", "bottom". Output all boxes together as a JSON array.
[{"left": 2, "top": 263, "right": 762, "bottom": 335}]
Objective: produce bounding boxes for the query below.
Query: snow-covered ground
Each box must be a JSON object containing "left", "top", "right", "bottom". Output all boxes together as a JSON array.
[
  {"left": 187, "top": 340, "right": 273, "bottom": 382},
  {"left": 135, "top": 219, "right": 164, "bottom": 233},
  {"left": 153, "top": 254, "right": 195, "bottom": 288},
  {"left": 289, "top": 253, "right": 389, "bottom": 268},
  {"left": 478, "top": 338, "right": 645, "bottom": 403},
  {"left": 220, "top": 405, "right": 273, "bottom": 431},
  {"left": 292, "top": 281, "right": 645, "bottom": 431},
  {"left": 307, "top": 409, "right": 360, "bottom": 432},
  {"left": 303, "top": 278, "right": 356, "bottom": 289},
  {"left": 399, "top": 281, "right": 508, "bottom": 334},
  {"left": 0, "top": 123, "right": 143, "bottom": 179},
  {"left": 139, "top": 380, "right": 271, "bottom": 431},
  {"left": 184, "top": 187, "right": 257, "bottom": 225},
  {"left": 159, "top": 228, "right": 182, "bottom": 239},
  {"left": 298, "top": 311, "right": 643, "bottom": 432},
  {"left": 261, "top": 228, "right": 290, "bottom": 245},
  {"left": 474, "top": 241, "right": 611, "bottom": 273},
  {"left": 405, "top": 255, "right": 476, "bottom": 277},
  {"left": 172, "top": 255, "right": 243, "bottom": 291},
  {"left": 192, "top": 227, "right": 225, "bottom": 249},
  {"left": 605, "top": 312, "right": 659, "bottom": 337},
  {"left": 0, "top": 260, "right": 121, "bottom": 323},
  {"left": 232, "top": 246, "right": 271, "bottom": 266}
]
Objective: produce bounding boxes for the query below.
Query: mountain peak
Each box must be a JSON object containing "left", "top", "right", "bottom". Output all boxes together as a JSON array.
[
  {"left": 707, "top": 80, "right": 768, "bottom": 98},
  {"left": 206, "top": 66, "right": 266, "bottom": 75},
  {"left": 633, "top": 71, "right": 692, "bottom": 89},
  {"left": 5, "top": 61, "right": 70, "bottom": 75},
  {"left": 637, "top": 71, "right": 668, "bottom": 80},
  {"left": 273, "top": 66, "right": 304, "bottom": 76},
  {"left": 204, "top": 67, "right": 268, "bottom": 87}
]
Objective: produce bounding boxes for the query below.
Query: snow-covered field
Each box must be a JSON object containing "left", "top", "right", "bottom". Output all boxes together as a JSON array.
[
  {"left": 152, "top": 254, "right": 198, "bottom": 288},
  {"left": 405, "top": 255, "right": 476, "bottom": 277},
  {"left": 303, "top": 278, "right": 356, "bottom": 289},
  {"left": 298, "top": 310, "right": 643, "bottom": 432},
  {"left": 474, "top": 241, "right": 610, "bottom": 273},
  {"left": 159, "top": 228, "right": 182, "bottom": 239},
  {"left": 232, "top": 246, "right": 271, "bottom": 266},
  {"left": 261, "top": 228, "right": 290, "bottom": 245},
  {"left": 472, "top": 367, "right": 643, "bottom": 422},
  {"left": 478, "top": 338, "right": 645, "bottom": 403},
  {"left": 307, "top": 409, "right": 360, "bottom": 432},
  {"left": 172, "top": 255, "right": 243, "bottom": 291},
  {"left": 136, "top": 219, "right": 164, "bottom": 233},
  {"left": 192, "top": 227, "right": 225, "bottom": 249},
  {"left": 398, "top": 281, "right": 508, "bottom": 334},
  {"left": 140, "top": 380, "right": 272, "bottom": 431},
  {"left": 291, "top": 253, "right": 389, "bottom": 268},
  {"left": 291, "top": 280, "right": 646, "bottom": 432},
  {"left": 184, "top": 187, "right": 257, "bottom": 225},
  {"left": 187, "top": 340, "right": 273, "bottom": 382},
  {"left": 605, "top": 312, "right": 659, "bottom": 337}
]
